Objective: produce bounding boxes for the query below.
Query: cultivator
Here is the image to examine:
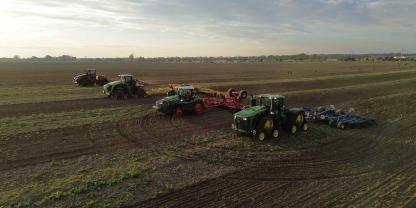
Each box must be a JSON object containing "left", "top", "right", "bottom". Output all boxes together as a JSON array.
[
  {"left": 202, "top": 88, "right": 248, "bottom": 112},
  {"left": 302, "top": 105, "right": 376, "bottom": 129}
]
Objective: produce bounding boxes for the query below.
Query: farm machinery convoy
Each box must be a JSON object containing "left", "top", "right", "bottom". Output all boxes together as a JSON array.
[{"left": 72, "top": 70, "right": 376, "bottom": 140}]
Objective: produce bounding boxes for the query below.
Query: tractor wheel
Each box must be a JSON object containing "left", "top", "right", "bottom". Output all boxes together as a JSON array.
[
  {"left": 174, "top": 107, "right": 183, "bottom": 118},
  {"left": 295, "top": 113, "right": 305, "bottom": 127},
  {"left": 272, "top": 129, "right": 280, "bottom": 139},
  {"left": 194, "top": 103, "right": 204, "bottom": 115},
  {"left": 290, "top": 125, "right": 297, "bottom": 134},
  {"left": 227, "top": 88, "right": 236, "bottom": 97},
  {"left": 302, "top": 123, "right": 309, "bottom": 132},
  {"left": 136, "top": 88, "right": 146, "bottom": 98},
  {"left": 257, "top": 131, "right": 267, "bottom": 141},
  {"left": 114, "top": 89, "right": 124, "bottom": 100},
  {"left": 237, "top": 90, "right": 248, "bottom": 100},
  {"left": 255, "top": 116, "right": 274, "bottom": 141}
]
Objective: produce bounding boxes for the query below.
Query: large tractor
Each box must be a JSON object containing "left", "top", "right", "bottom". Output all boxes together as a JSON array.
[
  {"left": 73, "top": 69, "right": 109, "bottom": 86},
  {"left": 153, "top": 85, "right": 205, "bottom": 117},
  {"left": 103, "top": 74, "right": 146, "bottom": 99},
  {"left": 232, "top": 94, "right": 308, "bottom": 141}
]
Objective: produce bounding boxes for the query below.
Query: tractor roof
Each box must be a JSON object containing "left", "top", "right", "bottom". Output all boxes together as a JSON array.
[
  {"left": 259, "top": 94, "right": 285, "bottom": 99},
  {"left": 119, "top": 74, "right": 133, "bottom": 77},
  {"left": 176, "top": 85, "right": 195, "bottom": 90}
]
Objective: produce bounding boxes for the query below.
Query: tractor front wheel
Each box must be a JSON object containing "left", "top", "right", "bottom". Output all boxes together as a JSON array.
[
  {"left": 255, "top": 116, "right": 274, "bottom": 141},
  {"left": 194, "top": 103, "right": 204, "bottom": 115},
  {"left": 113, "top": 89, "right": 125, "bottom": 100},
  {"left": 174, "top": 107, "right": 183, "bottom": 118}
]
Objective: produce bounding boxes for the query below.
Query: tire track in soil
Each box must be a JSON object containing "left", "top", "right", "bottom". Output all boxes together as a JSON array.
[
  {"left": 0, "top": 96, "right": 162, "bottom": 117},
  {"left": 131, "top": 117, "right": 402, "bottom": 207},
  {"left": 0, "top": 108, "right": 231, "bottom": 171}
]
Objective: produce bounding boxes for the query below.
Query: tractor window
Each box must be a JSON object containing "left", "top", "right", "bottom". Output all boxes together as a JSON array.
[
  {"left": 260, "top": 97, "right": 270, "bottom": 107},
  {"left": 122, "top": 76, "right": 132, "bottom": 83},
  {"left": 87, "top": 69, "right": 96, "bottom": 76},
  {"left": 178, "top": 89, "right": 192, "bottom": 97}
]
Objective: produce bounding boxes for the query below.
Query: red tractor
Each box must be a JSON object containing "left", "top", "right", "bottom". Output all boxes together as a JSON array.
[{"left": 73, "top": 69, "right": 109, "bottom": 86}]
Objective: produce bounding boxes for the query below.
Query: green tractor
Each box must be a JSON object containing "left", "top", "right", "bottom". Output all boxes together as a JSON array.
[
  {"left": 232, "top": 94, "right": 308, "bottom": 141},
  {"left": 153, "top": 85, "right": 205, "bottom": 117},
  {"left": 103, "top": 74, "right": 146, "bottom": 99}
]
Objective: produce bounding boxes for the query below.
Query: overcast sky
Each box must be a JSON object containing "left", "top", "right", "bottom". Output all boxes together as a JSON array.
[{"left": 0, "top": 0, "right": 415, "bottom": 57}]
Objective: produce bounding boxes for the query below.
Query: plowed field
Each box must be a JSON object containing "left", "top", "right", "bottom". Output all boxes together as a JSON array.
[{"left": 1, "top": 61, "right": 415, "bottom": 208}]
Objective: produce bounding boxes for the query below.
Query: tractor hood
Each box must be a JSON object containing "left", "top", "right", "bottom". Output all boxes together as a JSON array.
[
  {"left": 105, "top": 80, "right": 121, "bottom": 86},
  {"left": 158, "top": 95, "right": 180, "bottom": 103},
  {"left": 235, "top": 106, "right": 267, "bottom": 118},
  {"left": 103, "top": 80, "right": 121, "bottom": 91}
]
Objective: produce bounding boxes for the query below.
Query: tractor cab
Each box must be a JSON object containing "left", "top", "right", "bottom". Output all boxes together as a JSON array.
[
  {"left": 176, "top": 86, "right": 196, "bottom": 101},
  {"left": 253, "top": 94, "right": 285, "bottom": 117},
  {"left": 86, "top": 69, "right": 97, "bottom": 77},
  {"left": 168, "top": 85, "right": 196, "bottom": 97},
  {"left": 119, "top": 74, "right": 134, "bottom": 84}
]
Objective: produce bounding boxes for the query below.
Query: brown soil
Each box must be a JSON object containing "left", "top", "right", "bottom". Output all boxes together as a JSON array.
[{"left": 1, "top": 62, "right": 415, "bottom": 207}]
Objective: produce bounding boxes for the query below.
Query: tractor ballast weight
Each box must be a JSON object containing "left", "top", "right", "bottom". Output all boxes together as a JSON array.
[
  {"left": 73, "top": 69, "right": 109, "bottom": 86},
  {"left": 103, "top": 74, "right": 146, "bottom": 100},
  {"left": 232, "top": 94, "right": 308, "bottom": 141},
  {"left": 153, "top": 85, "right": 205, "bottom": 117}
]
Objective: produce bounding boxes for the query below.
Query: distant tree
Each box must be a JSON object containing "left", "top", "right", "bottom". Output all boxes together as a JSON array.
[
  {"left": 129, "top": 53, "right": 134, "bottom": 62},
  {"left": 13, "top": 55, "right": 20, "bottom": 60},
  {"left": 45, "top": 55, "right": 52, "bottom": 60}
]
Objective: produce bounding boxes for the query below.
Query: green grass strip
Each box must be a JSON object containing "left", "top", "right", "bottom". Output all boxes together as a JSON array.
[{"left": 0, "top": 105, "right": 151, "bottom": 138}]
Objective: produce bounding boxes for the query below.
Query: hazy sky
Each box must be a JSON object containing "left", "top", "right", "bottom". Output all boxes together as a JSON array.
[{"left": 0, "top": 0, "right": 415, "bottom": 57}]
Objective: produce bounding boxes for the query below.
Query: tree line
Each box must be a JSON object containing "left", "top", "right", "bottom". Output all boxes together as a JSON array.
[{"left": 1, "top": 53, "right": 415, "bottom": 63}]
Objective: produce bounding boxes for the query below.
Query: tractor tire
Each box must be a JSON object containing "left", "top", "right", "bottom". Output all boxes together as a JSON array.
[
  {"left": 295, "top": 113, "right": 305, "bottom": 127},
  {"left": 136, "top": 88, "right": 146, "bottom": 98},
  {"left": 302, "top": 123, "right": 309, "bottom": 132},
  {"left": 227, "top": 88, "right": 236, "bottom": 97},
  {"left": 272, "top": 128, "right": 280, "bottom": 139},
  {"left": 257, "top": 130, "right": 267, "bottom": 141},
  {"left": 290, "top": 125, "right": 297, "bottom": 134},
  {"left": 255, "top": 116, "right": 274, "bottom": 141},
  {"left": 114, "top": 89, "right": 125, "bottom": 100},
  {"left": 237, "top": 90, "right": 248, "bottom": 100},
  {"left": 174, "top": 107, "right": 183, "bottom": 118},
  {"left": 194, "top": 103, "right": 205, "bottom": 115}
]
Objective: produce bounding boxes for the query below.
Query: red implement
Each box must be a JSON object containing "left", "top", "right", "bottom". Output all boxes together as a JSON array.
[{"left": 202, "top": 88, "right": 248, "bottom": 112}]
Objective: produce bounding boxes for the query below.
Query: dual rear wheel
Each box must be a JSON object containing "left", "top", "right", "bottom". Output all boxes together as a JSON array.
[
  {"left": 256, "top": 113, "right": 309, "bottom": 141},
  {"left": 256, "top": 117, "right": 280, "bottom": 141},
  {"left": 173, "top": 103, "right": 205, "bottom": 118}
]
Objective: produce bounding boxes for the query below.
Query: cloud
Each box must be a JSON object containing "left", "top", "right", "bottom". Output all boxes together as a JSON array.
[{"left": 0, "top": 0, "right": 415, "bottom": 56}]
